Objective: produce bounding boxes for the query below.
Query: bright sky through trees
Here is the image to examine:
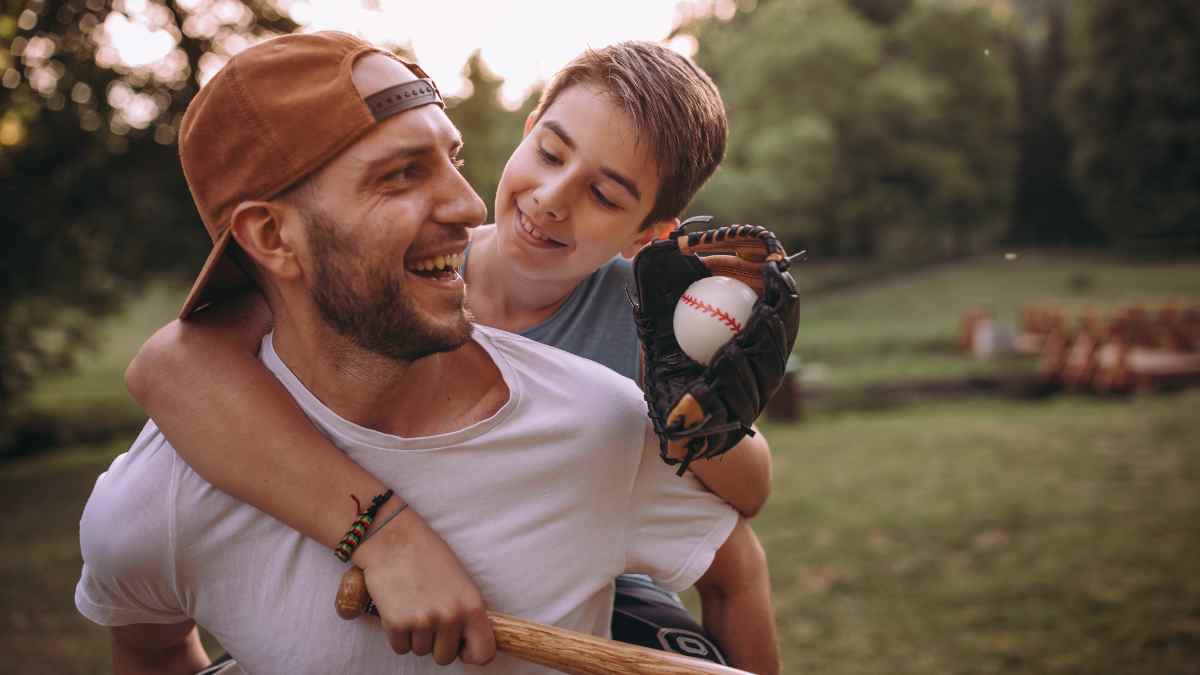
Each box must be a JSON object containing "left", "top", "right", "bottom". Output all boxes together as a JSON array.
[{"left": 104, "top": 0, "right": 724, "bottom": 108}]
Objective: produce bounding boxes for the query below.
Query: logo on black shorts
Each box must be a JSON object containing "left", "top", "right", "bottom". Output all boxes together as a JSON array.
[{"left": 656, "top": 628, "right": 727, "bottom": 665}]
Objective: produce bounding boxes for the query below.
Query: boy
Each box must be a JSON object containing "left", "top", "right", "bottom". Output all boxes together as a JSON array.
[{"left": 127, "top": 41, "right": 779, "bottom": 672}]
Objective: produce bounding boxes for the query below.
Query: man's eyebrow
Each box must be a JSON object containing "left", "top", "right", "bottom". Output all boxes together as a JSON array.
[
  {"left": 358, "top": 137, "right": 464, "bottom": 177},
  {"left": 544, "top": 120, "right": 642, "bottom": 203}
]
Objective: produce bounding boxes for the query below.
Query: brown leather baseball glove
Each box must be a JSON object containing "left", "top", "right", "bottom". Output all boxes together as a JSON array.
[{"left": 630, "top": 216, "right": 801, "bottom": 475}]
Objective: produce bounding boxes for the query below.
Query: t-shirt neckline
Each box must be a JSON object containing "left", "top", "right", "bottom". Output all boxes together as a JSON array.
[{"left": 260, "top": 326, "right": 519, "bottom": 452}]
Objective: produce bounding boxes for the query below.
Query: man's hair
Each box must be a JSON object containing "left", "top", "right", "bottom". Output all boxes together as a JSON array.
[{"left": 529, "top": 41, "right": 727, "bottom": 230}]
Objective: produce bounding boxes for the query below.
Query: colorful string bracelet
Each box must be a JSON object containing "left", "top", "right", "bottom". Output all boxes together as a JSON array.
[{"left": 334, "top": 489, "right": 394, "bottom": 563}]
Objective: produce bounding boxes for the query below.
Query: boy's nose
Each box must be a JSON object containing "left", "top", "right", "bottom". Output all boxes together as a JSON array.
[{"left": 531, "top": 180, "right": 569, "bottom": 222}]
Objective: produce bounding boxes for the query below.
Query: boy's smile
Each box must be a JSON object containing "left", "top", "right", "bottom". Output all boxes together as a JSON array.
[
  {"left": 492, "top": 83, "right": 667, "bottom": 284},
  {"left": 515, "top": 206, "right": 567, "bottom": 248}
]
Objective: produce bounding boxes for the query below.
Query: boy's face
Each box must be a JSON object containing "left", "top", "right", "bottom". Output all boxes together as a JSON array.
[{"left": 492, "top": 84, "right": 673, "bottom": 284}]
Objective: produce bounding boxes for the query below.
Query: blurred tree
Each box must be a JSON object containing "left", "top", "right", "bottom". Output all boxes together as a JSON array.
[
  {"left": 1008, "top": 0, "right": 1099, "bottom": 246},
  {"left": 847, "top": 0, "right": 912, "bottom": 25},
  {"left": 684, "top": 0, "right": 1016, "bottom": 259},
  {"left": 1060, "top": 0, "right": 1200, "bottom": 248},
  {"left": 0, "top": 0, "right": 294, "bottom": 441},
  {"left": 444, "top": 51, "right": 531, "bottom": 222}
]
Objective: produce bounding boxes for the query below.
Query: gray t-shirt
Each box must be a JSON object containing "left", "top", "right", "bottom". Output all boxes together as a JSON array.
[{"left": 464, "top": 250, "right": 641, "bottom": 381}]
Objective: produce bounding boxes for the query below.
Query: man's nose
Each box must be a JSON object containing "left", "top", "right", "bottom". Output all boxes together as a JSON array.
[{"left": 435, "top": 163, "right": 488, "bottom": 228}]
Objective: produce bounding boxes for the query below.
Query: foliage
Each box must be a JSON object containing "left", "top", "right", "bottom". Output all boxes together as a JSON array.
[
  {"left": 684, "top": 0, "right": 1017, "bottom": 260},
  {"left": 0, "top": 0, "right": 295, "bottom": 440},
  {"left": 846, "top": 0, "right": 912, "bottom": 25},
  {"left": 1008, "top": 0, "right": 1100, "bottom": 246},
  {"left": 444, "top": 51, "right": 534, "bottom": 222},
  {"left": 1060, "top": 0, "right": 1200, "bottom": 248}
]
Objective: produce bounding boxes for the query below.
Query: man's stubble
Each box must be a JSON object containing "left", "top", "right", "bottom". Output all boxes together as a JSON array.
[{"left": 301, "top": 206, "right": 474, "bottom": 363}]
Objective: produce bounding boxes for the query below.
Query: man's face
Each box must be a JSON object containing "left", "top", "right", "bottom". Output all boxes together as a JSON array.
[
  {"left": 492, "top": 83, "right": 666, "bottom": 284},
  {"left": 290, "top": 54, "right": 487, "bottom": 361}
]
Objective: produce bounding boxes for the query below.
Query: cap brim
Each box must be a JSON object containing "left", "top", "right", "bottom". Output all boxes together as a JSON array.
[{"left": 178, "top": 227, "right": 254, "bottom": 319}]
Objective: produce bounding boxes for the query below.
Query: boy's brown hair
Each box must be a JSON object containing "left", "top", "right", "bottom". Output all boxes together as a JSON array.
[{"left": 530, "top": 41, "right": 727, "bottom": 230}]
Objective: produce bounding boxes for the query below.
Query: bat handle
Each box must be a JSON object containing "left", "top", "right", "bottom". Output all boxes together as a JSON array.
[
  {"left": 335, "top": 566, "right": 373, "bottom": 620},
  {"left": 335, "top": 567, "right": 754, "bottom": 674}
]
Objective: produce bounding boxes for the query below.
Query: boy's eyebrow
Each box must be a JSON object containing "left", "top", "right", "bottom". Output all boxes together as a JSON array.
[{"left": 544, "top": 120, "right": 643, "bottom": 203}]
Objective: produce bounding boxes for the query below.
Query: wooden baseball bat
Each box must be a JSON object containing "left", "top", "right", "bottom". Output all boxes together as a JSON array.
[{"left": 335, "top": 567, "right": 752, "bottom": 674}]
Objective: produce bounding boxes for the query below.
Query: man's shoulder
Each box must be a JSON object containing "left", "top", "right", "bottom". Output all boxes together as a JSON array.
[
  {"left": 79, "top": 422, "right": 180, "bottom": 580},
  {"left": 478, "top": 324, "right": 627, "bottom": 378},
  {"left": 475, "top": 325, "right": 646, "bottom": 413}
]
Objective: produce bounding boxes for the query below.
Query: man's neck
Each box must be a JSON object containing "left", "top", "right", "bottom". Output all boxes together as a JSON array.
[
  {"left": 270, "top": 314, "right": 506, "bottom": 438},
  {"left": 465, "top": 226, "right": 578, "bottom": 333}
]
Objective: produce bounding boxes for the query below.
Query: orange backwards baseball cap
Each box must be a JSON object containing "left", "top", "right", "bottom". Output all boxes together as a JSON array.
[{"left": 177, "top": 31, "right": 444, "bottom": 319}]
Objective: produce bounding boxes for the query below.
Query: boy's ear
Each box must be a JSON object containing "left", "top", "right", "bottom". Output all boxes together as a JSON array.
[
  {"left": 523, "top": 110, "right": 537, "bottom": 137},
  {"left": 228, "top": 201, "right": 304, "bottom": 284},
  {"left": 620, "top": 217, "right": 679, "bottom": 259}
]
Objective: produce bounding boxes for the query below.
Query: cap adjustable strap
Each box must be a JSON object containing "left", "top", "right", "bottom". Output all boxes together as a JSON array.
[{"left": 364, "top": 78, "right": 444, "bottom": 122}]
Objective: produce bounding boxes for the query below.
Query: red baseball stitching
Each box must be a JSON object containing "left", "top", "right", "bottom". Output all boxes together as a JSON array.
[{"left": 680, "top": 293, "right": 743, "bottom": 333}]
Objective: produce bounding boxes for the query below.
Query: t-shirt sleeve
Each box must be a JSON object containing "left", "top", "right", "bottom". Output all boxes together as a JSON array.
[
  {"left": 625, "top": 424, "right": 739, "bottom": 592},
  {"left": 75, "top": 422, "right": 189, "bottom": 627}
]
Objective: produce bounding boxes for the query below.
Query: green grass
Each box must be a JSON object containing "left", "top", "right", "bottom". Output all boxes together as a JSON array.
[
  {"left": 798, "top": 251, "right": 1200, "bottom": 388},
  {"left": 756, "top": 392, "right": 1200, "bottom": 674},
  {"left": 19, "top": 284, "right": 184, "bottom": 438}
]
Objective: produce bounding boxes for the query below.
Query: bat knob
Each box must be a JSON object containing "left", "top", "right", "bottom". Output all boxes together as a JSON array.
[{"left": 335, "top": 566, "right": 371, "bottom": 620}]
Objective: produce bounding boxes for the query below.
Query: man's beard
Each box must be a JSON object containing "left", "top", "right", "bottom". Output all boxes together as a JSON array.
[{"left": 301, "top": 207, "right": 473, "bottom": 362}]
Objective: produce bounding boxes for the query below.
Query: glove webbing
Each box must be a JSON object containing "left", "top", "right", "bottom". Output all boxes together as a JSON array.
[{"left": 674, "top": 223, "right": 790, "bottom": 270}]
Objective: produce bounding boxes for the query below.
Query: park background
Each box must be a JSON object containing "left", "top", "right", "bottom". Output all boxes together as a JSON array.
[{"left": 2, "top": 0, "right": 1199, "bottom": 673}]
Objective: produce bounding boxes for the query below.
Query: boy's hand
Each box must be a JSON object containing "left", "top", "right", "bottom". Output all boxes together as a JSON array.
[
  {"left": 351, "top": 509, "right": 496, "bottom": 666},
  {"left": 631, "top": 217, "right": 800, "bottom": 474}
]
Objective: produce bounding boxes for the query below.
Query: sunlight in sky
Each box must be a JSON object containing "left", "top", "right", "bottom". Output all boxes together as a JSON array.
[
  {"left": 98, "top": 0, "right": 727, "bottom": 108},
  {"left": 279, "top": 0, "right": 714, "bottom": 107}
]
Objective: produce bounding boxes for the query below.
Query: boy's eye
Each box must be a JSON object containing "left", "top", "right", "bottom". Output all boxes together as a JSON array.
[
  {"left": 537, "top": 147, "right": 562, "bottom": 165},
  {"left": 592, "top": 187, "right": 618, "bottom": 209}
]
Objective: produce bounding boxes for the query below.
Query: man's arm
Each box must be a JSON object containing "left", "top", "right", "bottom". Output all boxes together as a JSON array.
[
  {"left": 694, "top": 519, "right": 781, "bottom": 675},
  {"left": 124, "top": 291, "right": 495, "bottom": 665},
  {"left": 685, "top": 426, "right": 772, "bottom": 518},
  {"left": 110, "top": 621, "right": 210, "bottom": 675}
]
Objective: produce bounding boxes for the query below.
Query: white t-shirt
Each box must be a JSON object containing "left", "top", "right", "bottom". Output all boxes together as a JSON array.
[{"left": 75, "top": 325, "right": 737, "bottom": 675}]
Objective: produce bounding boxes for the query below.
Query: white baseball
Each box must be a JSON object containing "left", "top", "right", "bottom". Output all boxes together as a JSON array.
[{"left": 673, "top": 276, "right": 758, "bottom": 365}]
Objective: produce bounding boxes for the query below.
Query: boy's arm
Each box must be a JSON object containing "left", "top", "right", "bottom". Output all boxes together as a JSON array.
[
  {"left": 694, "top": 519, "right": 780, "bottom": 675},
  {"left": 124, "top": 292, "right": 495, "bottom": 665},
  {"left": 110, "top": 621, "right": 210, "bottom": 675},
  {"left": 684, "top": 426, "right": 772, "bottom": 518}
]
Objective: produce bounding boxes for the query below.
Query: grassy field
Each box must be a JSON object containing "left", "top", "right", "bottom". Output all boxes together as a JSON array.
[
  {"left": 2, "top": 252, "right": 1198, "bottom": 674},
  {"left": 798, "top": 251, "right": 1200, "bottom": 388}
]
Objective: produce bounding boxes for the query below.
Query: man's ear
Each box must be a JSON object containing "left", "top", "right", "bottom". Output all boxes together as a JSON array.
[
  {"left": 228, "top": 201, "right": 304, "bottom": 283},
  {"left": 620, "top": 217, "right": 678, "bottom": 259}
]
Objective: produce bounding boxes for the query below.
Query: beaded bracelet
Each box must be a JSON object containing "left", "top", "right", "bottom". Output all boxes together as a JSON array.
[{"left": 334, "top": 489, "right": 394, "bottom": 563}]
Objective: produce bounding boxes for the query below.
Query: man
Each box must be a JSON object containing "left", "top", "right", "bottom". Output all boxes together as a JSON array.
[{"left": 75, "top": 32, "right": 748, "bottom": 674}]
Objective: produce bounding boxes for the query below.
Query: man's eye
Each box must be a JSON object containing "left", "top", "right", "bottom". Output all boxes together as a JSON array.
[
  {"left": 384, "top": 166, "right": 415, "bottom": 182},
  {"left": 452, "top": 157, "right": 466, "bottom": 171},
  {"left": 538, "top": 147, "right": 562, "bottom": 165}
]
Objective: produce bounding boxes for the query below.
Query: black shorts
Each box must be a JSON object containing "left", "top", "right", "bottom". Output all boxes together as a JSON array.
[{"left": 610, "top": 574, "right": 728, "bottom": 665}]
